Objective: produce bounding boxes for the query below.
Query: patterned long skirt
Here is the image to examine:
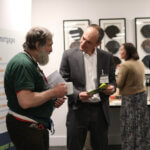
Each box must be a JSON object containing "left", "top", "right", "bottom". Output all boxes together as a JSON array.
[{"left": 120, "top": 91, "right": 150, "bottom": 150}]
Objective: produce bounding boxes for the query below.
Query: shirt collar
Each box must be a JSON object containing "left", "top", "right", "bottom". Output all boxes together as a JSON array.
[
  {"left": 23, "top": 50, "right": 38, "bottom": 66},
  {"left": 83, "top": 48, "right": 97, "bottom": 56}
]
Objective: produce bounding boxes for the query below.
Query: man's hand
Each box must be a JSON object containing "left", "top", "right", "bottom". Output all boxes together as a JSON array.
[
  {"left": 54, "top": 96, "right": 67, "bottom": 108},
  {"left": 103, "top": 85, "right": 115, "bottom": 95},
  {"left": 79, "top": 91, "right": 93, "bottom": 102},
  {"left": 53, "top": 83, "right": 67, "bottom": 98}
]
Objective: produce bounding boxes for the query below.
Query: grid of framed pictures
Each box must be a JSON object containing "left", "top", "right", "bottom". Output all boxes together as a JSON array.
[
  {"left": 62, "top": 18, "right": 150, "bottom": 106},
  {"left": 99, "top": 18, "right": 126, "bottom": 68},
  {"left": 135, "top": 17, "right": 150, "bottom": 74},
  {"left": 63, "top": 19, "right": 90, "bottom": 50}
]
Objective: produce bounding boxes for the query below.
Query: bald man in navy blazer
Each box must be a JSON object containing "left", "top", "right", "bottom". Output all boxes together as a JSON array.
[{"left": 60, "top": 24, "right": 116, "bottom": 150}]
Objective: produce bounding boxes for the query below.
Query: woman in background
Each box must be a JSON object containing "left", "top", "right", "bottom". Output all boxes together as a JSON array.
[{"left": 117, "top": 43, "right": 150, "bottom": 150}]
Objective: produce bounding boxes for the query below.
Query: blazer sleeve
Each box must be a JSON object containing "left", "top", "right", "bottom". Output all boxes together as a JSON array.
[
  {"left": 59, "top": 51, "right": 81, "bottom": 106},
  {"left": 109, "top": 54, "right": 117, "bottom": 88}
]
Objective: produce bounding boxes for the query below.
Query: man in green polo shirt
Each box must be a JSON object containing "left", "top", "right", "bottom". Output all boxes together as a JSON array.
[{"left": 4, "top": 27, "right": 67, "bottom": 150}]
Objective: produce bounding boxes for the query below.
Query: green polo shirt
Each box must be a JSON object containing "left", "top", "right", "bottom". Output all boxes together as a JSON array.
[{"left": 4, "top": 52, "right": 54, "bottom": 128}]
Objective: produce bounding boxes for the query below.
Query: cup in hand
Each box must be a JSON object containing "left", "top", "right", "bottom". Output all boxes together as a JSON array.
[{"left": 65, "top": 82, "right": 73, "bottom": 95}]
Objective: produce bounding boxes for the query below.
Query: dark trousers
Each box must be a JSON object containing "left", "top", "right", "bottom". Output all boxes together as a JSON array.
[
  {"left": 67, "top": 102, "right": 108, "bottom": 150},
  {"left": 6, "top": 114, "right": 49, "bottom": 150}
]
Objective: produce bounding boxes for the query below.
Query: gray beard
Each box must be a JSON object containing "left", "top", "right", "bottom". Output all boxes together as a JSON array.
[{"left": 36, "top": 50, "right": 49, "bottom": 66}]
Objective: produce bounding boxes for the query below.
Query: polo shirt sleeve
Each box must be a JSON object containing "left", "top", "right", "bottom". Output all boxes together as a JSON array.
[{"left": 13, "top": 64, "right": 35, "bottom": 92}]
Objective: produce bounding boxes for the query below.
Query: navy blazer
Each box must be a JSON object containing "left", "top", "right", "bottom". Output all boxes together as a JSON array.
[{"left": 60, "top": 47, "right": 116, "bottom": 125}]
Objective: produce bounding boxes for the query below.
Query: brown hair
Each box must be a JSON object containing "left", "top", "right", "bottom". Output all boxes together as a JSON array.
[{"left": 123, "top": 43, "right": 139, "bottom": 60}]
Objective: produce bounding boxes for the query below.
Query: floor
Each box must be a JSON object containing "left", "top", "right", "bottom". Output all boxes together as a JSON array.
[
  {"left": 50, "top": 145, "right": 121, "bottom": 150},
  {"left": 50, "top": 147, "right": 66, "bottom": 150}
]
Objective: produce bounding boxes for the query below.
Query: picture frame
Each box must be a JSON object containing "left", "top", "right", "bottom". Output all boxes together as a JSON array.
[
  {"left": 145, "top": 74, "right": 150, "bottom": 102},
  {"left": 99, "top": 18, "right": 126, "bottom": 68},
  {"left": 63, "top": 19, "right": 90, "bottom": 50},
  {"left": 135, "top": 17, "right": 150, "bottom": 74}
]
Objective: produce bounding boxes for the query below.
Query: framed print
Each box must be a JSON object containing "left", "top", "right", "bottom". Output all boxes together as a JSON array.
[
  {"left": 145, "top": 74, "right": 150, "bottom": 103},
  {"left": 135, "top": 17, "right": 150, "bottom": 74},
  {"left": 99, "top": 18, "right": 126, "bottom": 68},
  {"left": 63, "top": 19, "right": 90, "bottom": 50}
]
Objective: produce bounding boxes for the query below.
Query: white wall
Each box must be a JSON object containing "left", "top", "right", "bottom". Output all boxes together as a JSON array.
[
  {"left": 32, "top": 0, "right": 150, "bottom": 146},
  {"left": 0, "top": 0, "right": 31, "bottom": 31},
  {"left": 0, "top": 0, "right": 32, "bottom": 59},
  {"left": 0, "top": 0, "right": 32, "bottom": 137}
]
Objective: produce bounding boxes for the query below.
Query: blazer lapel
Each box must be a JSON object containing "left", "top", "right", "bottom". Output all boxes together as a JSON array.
[
  {"left": 76, "top": 49, "right": 85, "bottom": 85},
  {"left": 97, "top": 49, "right": 103, "bottom": 85}
]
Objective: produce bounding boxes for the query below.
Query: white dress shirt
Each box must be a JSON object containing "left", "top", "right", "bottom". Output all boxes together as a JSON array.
[{"left": 83, "top": 49, "right": 101, "bottom": 102}]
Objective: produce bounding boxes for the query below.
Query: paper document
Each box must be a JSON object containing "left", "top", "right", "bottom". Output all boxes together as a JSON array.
[
  {"left": 87, "top": 83, "right": 109, "bottom": 95},
  {"left": 46, "top": 70, "right": 65, "bottom": 89}
]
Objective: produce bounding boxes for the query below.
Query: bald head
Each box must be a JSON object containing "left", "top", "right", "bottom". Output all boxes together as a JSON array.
[
  {"left": 85, "top": 27, "right": 100, "bottom": 44},
  {"left": 88, "top": 24, "right": 104, "bottom": 43},
  {"left": 80, "top": 24, "right": 104, "bottom": 55}
]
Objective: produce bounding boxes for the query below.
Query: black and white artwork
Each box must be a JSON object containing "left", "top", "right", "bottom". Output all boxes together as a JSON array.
[
  {"left": 99, "top": 18, "right": 126, "bottom": 68},
  {"left": 63, "top": 20, "right": 90, "bottom": 50},
  {"left": 135, "top": 17, "right": 150, "bottom": 74}
]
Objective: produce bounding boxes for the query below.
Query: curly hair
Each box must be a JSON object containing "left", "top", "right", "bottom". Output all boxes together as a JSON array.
[{"left": 23, "top": 27, "right": 52, "bottom": 50}]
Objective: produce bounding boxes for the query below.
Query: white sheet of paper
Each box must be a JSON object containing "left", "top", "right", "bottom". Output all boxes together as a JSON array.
[
  {"left": 46, "top": 70, "right": 65, "bottom": 89},
  {"left": 46, "top": 70, "right": 73, "bottom": 95}
]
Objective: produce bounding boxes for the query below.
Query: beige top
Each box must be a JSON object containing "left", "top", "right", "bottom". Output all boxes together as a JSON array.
[{"left": 117, "top": 59, "right": 146, "bottom": 96}]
